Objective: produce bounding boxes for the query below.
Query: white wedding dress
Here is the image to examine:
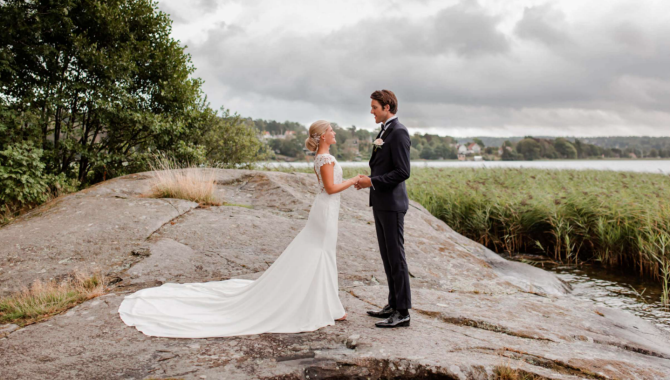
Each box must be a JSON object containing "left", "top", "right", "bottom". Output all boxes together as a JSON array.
[{"left": 118, "top": 154, "right": 346, "bottom": 338}]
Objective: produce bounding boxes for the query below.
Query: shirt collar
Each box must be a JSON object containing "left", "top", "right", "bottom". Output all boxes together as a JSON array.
[{"left": 382, "top": 115, "right": 398, "bottom": 129}]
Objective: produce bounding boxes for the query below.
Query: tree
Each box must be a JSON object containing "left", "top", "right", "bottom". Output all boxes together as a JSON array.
[
  {"left": 554, "top": 138, "right": 577, "bottom": 159},
  {"left": 501, "top": 147, "right": 521, "bottom": 161},
  {"left": 420, "top": 145, "right": 435, "bottom": 160},
  {"left": 435, "top": 144, "right": 456, "bottom": 159},
  {"left": 515, "top": 139, "right": 542, "bottom": 160},
  {"left": 473, "top": 138, "right": 485, "bottom": 149},
  {"left": 1, "top": 0, "right": 264, "bottom": 188},
  {"left": 410, "top": 146, "right": 420, "bottom": 160},
  {"left": 198, "top": 108, "right": 269, "bottom": 167}
]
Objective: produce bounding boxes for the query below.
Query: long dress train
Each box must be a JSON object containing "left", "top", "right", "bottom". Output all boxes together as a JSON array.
[{"left": 118, "top": 154, "right": 345, "bottom": 338}]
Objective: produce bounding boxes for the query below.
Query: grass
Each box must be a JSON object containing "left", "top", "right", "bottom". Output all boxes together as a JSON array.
[
  {"left": 261, "top": 164, "right": 670, "bottom": 303},
  {"left": 0, "top": 271, "right": 107, "bottom": 326},
  {"left": 147, "top": 157, "right": 221, "bottom": 205},
  {"left": 406, "top": 168, "right": 670, "bottom": 301},
  {"left": 493, "top": 364, "right": 542, "bottom": 380}
]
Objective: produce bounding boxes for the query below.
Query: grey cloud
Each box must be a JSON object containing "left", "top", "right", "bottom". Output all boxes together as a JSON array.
[
  {"left": 184, "top": 1, "right": 670, "bottom": 135},
  {"left": 322, "top": 0, "right": 509, "bottom": 59},
  {"left": 432, "top": 1, "right": 510, "bottom": 56},
  {"left": 157, "top": 0, "right": 228, "bottom": 24},
  {"left": 198, "top": 0, "right": 220, "bottom": 12},
  {"left": 515, "top": 4, "right": 571, "bottom": 46},
  {"left": 157, "top": 3, "right": 188, "bottom": 24}
]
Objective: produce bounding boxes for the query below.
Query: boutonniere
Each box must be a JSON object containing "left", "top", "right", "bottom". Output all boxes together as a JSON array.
[{"left": 373, "top": 138, "right": 384, "bottom": 152}]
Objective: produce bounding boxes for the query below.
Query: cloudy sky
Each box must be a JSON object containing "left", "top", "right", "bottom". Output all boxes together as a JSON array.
[{"left": 157, "top": 0, "right": 670, "bottom": 137}]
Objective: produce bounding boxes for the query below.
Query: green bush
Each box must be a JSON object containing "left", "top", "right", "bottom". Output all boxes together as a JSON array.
[
  {"left": 0, "top": 143, "right": 79, "bottom": 209},
  {"left": 0, "top": 143, "right": 51, "bottom": 206}
]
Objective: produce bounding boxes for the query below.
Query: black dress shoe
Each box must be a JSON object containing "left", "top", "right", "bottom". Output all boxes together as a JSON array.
[
  {"left": 366, "top": 304, "right": 395, "bottom": 318},
  {"left": 375, "top": 311, "right": 410, "bottom": 328}
]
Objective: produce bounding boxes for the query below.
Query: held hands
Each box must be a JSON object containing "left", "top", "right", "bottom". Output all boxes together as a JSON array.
[
  {"left": 353, "top": 175, "right": 372, "bottom": 190},
  {"left": 348, "top": 174, "right": 367, "bottom": 189}
]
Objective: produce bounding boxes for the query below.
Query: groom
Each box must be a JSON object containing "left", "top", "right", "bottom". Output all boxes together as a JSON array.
[{"left": 355, "top": 89, "right": 412, "bottom": 328}]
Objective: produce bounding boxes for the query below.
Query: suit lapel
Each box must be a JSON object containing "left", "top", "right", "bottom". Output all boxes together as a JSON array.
[{"left": 369, "top": 118, "right": 398, "bottom": 165}]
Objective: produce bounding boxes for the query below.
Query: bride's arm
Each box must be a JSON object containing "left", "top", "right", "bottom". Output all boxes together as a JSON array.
[{"left": 320, "top": 163, "right": 359, "bottom": 195}]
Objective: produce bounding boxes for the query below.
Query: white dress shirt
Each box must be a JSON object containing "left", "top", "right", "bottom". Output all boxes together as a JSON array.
[
  {"left": 370, "top": 115, "right": 398, "bottom": 191},
  {"left": 379, "top": 115, "right": 398, "bottom": 139}
]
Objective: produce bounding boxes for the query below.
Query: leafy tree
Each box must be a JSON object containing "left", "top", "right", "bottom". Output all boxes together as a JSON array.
[
  {"left": 420, "top": 145, "right": 434, "bottom": 160},
  {"left": 410, "top": 146, "right": 420, "bottom": 160},
  {"left": 554, "top": 138, "right": 578, "bottom": 159},
  {"left": 198, "top": 108, "right": 269, "bottom": 168},
  {"left": 501, "top": 147, "right": 521, "bottom": 161},
  {"left": 473, "top": 138, "right": 485, "bottom": 149},
  {"left": 1, "top": 0, "right": 207, "bottom": 182},
  {"left": 515, "top": 138, "right": 542, "bottom": 160},
  {"left": 0, "top": 0, "right": 266, "bottom": 212},
  {"left": 435, "top": 144, "right": 456, "bottom": 159}
]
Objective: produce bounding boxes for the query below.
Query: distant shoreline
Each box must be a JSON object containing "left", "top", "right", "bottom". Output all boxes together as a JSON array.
[{"left": 258, "top": 158, "right": 670, "bottom": 174}]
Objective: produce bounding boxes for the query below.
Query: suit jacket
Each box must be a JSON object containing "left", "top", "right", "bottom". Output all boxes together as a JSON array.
[{"left": 368, "top": 118, "right": 411, "bottom": 211}]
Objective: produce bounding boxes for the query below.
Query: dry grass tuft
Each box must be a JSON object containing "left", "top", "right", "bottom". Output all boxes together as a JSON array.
[
  {"left": 147, "top": 157, "right": 221, "bottom": 205},
  {"left": 493, "top": 364, "right": 542, "bottom": 380},
  {"left": 0, "top": 271, "right": 107, "bottom": 326}
]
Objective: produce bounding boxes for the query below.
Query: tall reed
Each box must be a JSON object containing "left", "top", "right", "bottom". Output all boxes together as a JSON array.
[{"left": 407, "top": 168, "right": 670, "bottom": 294}]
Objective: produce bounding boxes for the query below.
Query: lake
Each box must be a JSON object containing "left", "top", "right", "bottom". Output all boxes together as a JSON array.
[{"left": 264, "top": 159, "right": 670, "bottom": 174}]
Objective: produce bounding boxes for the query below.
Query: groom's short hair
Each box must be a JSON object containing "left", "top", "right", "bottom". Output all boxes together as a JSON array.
[{"left": 371, "top": 90, "right": 398, "bottom": 114}]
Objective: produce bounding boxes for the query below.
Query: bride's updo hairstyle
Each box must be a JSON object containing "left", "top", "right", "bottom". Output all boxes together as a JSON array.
[{"left": 305, "top": 120, "right": 330, "bottom": 152}]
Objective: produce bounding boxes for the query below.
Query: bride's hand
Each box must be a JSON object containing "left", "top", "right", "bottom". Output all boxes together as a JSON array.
[
  {"left": 348, "top": 174, "right": 365, "bottom": 186},
  {"left": 347, "top": 174, "right": 362, "bottom": 186}
]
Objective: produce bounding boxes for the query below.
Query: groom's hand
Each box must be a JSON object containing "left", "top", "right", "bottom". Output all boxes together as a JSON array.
[{"left": 355, "top": 175, "right": 372, "bottom": 190}]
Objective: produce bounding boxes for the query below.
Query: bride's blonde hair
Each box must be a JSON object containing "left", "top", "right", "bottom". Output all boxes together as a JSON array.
[{"left": 305, "top": 120, "right": 330, "bottom": 152}]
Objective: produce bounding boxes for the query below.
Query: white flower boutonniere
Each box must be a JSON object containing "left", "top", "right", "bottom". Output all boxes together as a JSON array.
[{"left": 373, "top": 138, "right": 384, "bottom": 152}]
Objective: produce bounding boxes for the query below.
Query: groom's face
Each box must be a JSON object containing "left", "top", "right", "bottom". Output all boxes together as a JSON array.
[{"left": 370, "top": 99, "right": 390, "bottom": 124}]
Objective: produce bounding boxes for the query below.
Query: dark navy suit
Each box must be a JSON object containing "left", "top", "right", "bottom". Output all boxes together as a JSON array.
[{"left": 368, "top": 117, "right": 412, "bottom": 310}]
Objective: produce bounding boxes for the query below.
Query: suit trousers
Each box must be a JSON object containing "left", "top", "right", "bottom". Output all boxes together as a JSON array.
[{"left": 372, "top": 208, "right": 411, "bottom": 310}]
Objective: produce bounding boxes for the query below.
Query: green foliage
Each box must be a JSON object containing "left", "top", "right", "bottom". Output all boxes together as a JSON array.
[
  {"left": 0, "top": 143, "right": 51, "bottom": 205},
  {"left": 0, "top": 0, "right": 265, "bottom": 212},
  {"left": 0, "top": 142, "right": 78, "bottom": 208},
  {"left": 199, "top": 108, "right": 268, "bottom": 168},
  {"left": 554, "top": 138, "right": 578, "bottom": 158},
  {"left": 515, "top": 138, "right": 542, "bottom": 160}
]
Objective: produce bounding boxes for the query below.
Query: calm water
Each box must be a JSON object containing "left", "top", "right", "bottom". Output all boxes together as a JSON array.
[
  {"left": 504, "top": 254, "right": 670, "bottom": 332},
  {"left": 266, "top": 159, "right": 670, "bottom": 174}
]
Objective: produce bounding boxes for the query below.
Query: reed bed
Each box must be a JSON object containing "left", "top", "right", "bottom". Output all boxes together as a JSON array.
[
  {"left": 0, "top": 271, "right": 107, "bottom": 326},
  {"left": 407, "top": 168, "right": 670, "bottom": 290}
]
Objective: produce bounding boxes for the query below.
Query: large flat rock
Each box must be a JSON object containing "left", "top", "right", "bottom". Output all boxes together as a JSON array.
[{"left": 1, "top": 169, "right": 669, "bottom": 379}]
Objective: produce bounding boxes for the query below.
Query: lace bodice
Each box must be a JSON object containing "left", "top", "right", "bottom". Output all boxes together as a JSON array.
[{"left": 314, "top": 154, "right": 342, "bottom": 193}]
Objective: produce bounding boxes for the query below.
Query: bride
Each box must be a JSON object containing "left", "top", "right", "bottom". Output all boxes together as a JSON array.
[{"left": 118, "top": 120, "right": 362, "bottom": 338}]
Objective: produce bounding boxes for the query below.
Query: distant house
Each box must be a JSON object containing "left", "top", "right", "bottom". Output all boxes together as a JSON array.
[
  {"left": 456, "top": 144, "right": 468, "bottom": 155},
  {"left": 258, "top": 131, "right": 273, "bottom": 142},
  {"left": 467, "top": 143, "right": 481, "bottom": 155}
]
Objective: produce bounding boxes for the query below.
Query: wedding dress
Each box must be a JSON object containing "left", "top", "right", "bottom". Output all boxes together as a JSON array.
[{"left": 118, "top": 154, "right": 346, "bottom": 338}]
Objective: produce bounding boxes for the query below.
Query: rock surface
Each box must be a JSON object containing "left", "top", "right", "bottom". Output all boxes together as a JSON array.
[{"left": 1, "top": 169, "right": 670, "bottom": 379}]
